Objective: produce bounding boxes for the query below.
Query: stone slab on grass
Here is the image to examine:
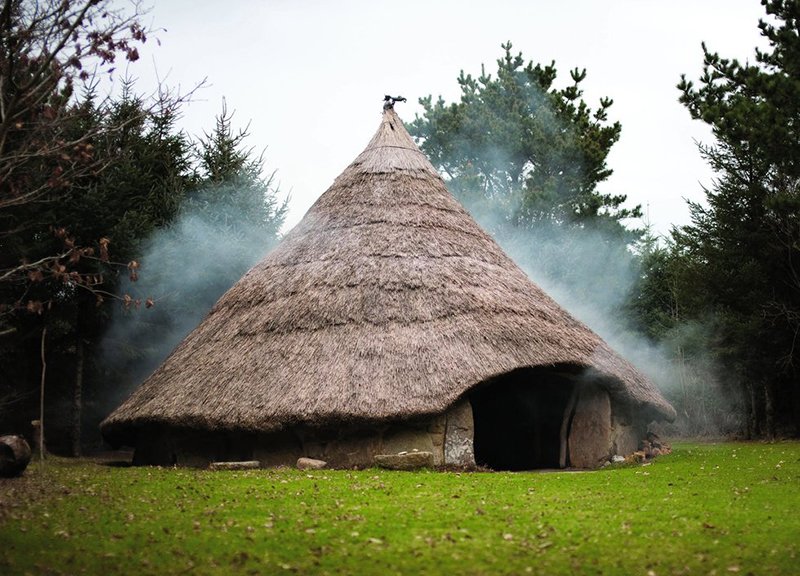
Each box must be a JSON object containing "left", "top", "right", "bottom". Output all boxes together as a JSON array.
[
  {"left": 208, "top": 460, "right": 260, "bottom": 471},
  {"left": 297, "top": 457, "right": 327, "bottom": 470},
  {"left": 374, "top": 451, "right": 434, "bottom": 470}
]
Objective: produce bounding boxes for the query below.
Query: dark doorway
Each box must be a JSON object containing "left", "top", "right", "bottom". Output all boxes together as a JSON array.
[{"left": 470, "top": 367, "right": 577, "bottom": 471}]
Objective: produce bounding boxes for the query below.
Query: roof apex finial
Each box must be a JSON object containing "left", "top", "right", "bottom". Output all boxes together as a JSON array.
[{"left": 383, "top": 94, "right": 407, "bottom": 111}]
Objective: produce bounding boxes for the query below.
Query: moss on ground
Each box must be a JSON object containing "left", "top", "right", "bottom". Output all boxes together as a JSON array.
[{"left": 1, "top": 441, "right": 798, "bottom": 575}]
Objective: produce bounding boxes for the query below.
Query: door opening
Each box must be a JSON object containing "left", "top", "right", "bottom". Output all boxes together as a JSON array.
[{"left": 470, "top": 367, "right": 577, "bottom": 470}]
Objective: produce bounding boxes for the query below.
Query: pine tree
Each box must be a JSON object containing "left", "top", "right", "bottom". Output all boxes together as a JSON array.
[
  {"left": 409, "top": 42, "right": 636, "bottom": 232},
  {"left": 674, "top": 0, "right": 800, "bottom": 437},
  {"left": 409, "top": 42, "right": 642, "bottom": 328},
  {"left": 100, "top": 102, "right": 288, "bottom": 418},
  {"left": 0, "top": 84, "right": 195, "bottom": 453}
]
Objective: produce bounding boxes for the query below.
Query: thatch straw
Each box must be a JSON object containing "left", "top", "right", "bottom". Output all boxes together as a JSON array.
[{"left": 101, "top": 108, "right": 675, "bottom": 447}]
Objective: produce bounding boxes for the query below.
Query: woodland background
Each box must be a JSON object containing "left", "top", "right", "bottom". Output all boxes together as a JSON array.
[{"left": 1, "top": 0, "right": 798, "bottom": 455}]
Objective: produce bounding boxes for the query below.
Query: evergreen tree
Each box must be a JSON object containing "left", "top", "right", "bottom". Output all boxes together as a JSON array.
[
  {"left": 147, "top": 100, "right": 287, "bottom": 321},
  {"left": 409, "top": 42, "right": 642, "bottom": 328},
  {"left": 0, "top": 0, "right": 191, "bottom": 453},
  {"left": 626, "top": 230, "right": 678, "bottom": 342},
  {"left": 101, "top": 102, "right": 287, "bottom": 414},
  {"left": 673, "top": 0, "right": 800, "bottom": 437},
  {"left": 189, "top": 99, "right": 287, "bottom": 248},
  {"left": 0, "top": 85, "right": 194, "bottom": 453},
  {"left": 409, "top": 42, "right": 637, "bottom": 232},
  {"left": 0, "top": 0, "right": 148, "bottom": 333}
]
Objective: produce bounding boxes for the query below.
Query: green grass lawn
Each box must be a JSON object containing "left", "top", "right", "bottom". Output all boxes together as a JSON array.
[{"left": 1, "top": 441, "right": 798, "bottom": 575}]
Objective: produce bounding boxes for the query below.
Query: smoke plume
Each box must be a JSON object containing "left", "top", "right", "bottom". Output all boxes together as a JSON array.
[{"left": 99, "top": 191, "right": 283, "bottom": 412}]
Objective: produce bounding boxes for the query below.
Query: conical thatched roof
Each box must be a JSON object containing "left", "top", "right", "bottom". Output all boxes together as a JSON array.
[{"left": 101, "top": 108, "right": 675, "bottom": 446}]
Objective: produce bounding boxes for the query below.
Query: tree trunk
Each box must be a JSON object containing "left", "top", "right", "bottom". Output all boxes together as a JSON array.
[
  {"left": 744, "top": 380, "right": 756, "bottom": 440},
  {"left": 71, "top": 338, "right": 84, "bottom": 457},
  {"left": 38, "top": 326, "right": 47, "bottom": 460},
  {"left": 793, "top": 375, "right": 800, "bottom": 437},
  {"left": 763, "top": 379, "right": 776, "bottom": 440}
]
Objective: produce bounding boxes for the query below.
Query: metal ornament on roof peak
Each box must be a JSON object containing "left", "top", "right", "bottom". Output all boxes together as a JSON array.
[{"left": 383, "top": 95, "right": 407, "bottom": 111}]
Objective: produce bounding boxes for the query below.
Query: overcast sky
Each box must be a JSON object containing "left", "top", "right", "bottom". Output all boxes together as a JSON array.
[{"left": 127, "top": 0, "right": 769, "bottom": 235}]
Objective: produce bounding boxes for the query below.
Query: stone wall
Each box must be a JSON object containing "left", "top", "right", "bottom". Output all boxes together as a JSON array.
[
  {"left": 132, "top": 427, "right": 254, "bottom": 467},
  {"left": 131, "top": 386, "right": 647, "bottom": 470},
  {"left": 132, "top": 399, "right": 477, "bottom": 469},
  {"left": 293, "top": 399, "right": 476, "bottom": 468},
  {"left": 567, "top": 384, "right": 612, "bottom": 469},
  {"left": 609, "top": 401, "right": 646, "bottom": 458},
  {"left": 565, "top": 383, "right": 650, "bottom": 468}
]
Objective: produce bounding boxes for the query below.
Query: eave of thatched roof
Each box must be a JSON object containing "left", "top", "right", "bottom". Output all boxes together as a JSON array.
[{"left": 101, "top": 108, "right": 675, "bottom": 446}]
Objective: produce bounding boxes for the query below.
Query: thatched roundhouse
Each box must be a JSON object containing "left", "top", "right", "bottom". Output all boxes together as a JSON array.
[{"left": 101, "top": 107, "right": 675, "bottom": 470}]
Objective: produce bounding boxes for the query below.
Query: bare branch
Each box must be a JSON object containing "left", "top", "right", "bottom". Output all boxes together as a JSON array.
[{"left": 0, "top": 249, "right": 72, "bottom": 282}]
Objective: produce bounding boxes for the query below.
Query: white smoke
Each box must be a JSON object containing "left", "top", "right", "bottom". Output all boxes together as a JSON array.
[
  {"left": 99, "top": 191, "right": 283, "bottom": 409},
  {"left": 413, "top": 84, "right": 736, "bottom": 436}
]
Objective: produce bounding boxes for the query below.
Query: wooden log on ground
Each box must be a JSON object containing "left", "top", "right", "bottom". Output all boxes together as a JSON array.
[
  {"left": 208, "top": 460, "right": 261, "bottom": 471},
  {"left": 0, "top": 435, "right": 32, "bottom": 477}
]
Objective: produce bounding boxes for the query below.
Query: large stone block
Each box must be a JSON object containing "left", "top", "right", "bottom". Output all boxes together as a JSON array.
[
  {"left": 382, "top": 426, "right": 435, "bottom": 456},
  {"left": 609, "top": 404, "right": 645, "bottom": 457},
  {"left": 568, "top": 385, "right": 612, "bottom": 469},
  {"left": 374, "top": 451, "right": 434, "bottom": 470},
  {"left": 321, "top": 433, "right": 382, "bottom": 468},
  {"left": 428, "top": 415, "right": 447, "bottom": 465},
  {"left": 610, "top": 422, "right": 642, "bottom": 457},
  {"left": 428, "top": 414, "right": 446, "bottom": 435},
  {"left": 296, "top": 457, "right": 327, "bottom": 470},
  {"left": 444, "top": 399, "right": 475, "bottom": 467}
]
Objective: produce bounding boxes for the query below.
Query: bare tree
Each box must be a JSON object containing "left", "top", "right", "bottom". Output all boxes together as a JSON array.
[
  {"left": 0, "top": 0, "right": 184, "bottom": 449},
  {"left": 1, "top": 0, "right": 147, "bottom": 320},
  {"left": 0, "top": 1, "right": 171, "bottom": 334},
  {"left": 0, "top": 0, "right": 147, "bottom": 200}
]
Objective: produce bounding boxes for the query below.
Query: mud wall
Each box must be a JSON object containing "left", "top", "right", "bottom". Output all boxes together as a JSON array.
[
  {"left": 132, "top": 399, "right": 476, "bottom": 468},
  {"left": 130, "top": 385, "right": 648, "bottom": 470}
]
